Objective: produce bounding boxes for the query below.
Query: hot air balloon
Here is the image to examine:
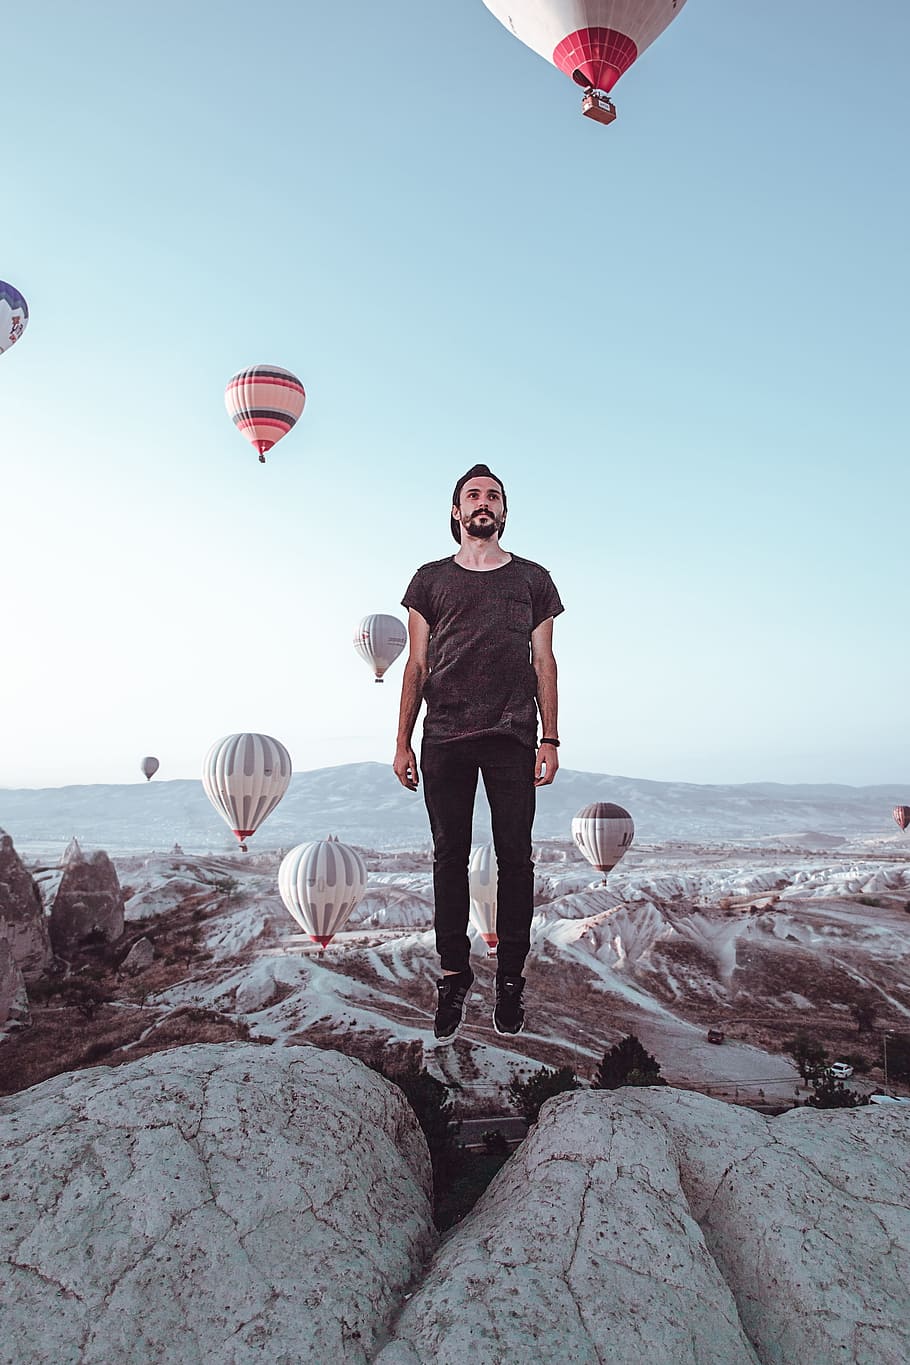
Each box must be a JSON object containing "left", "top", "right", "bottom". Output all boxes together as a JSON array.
[
  {"left": 278, "top": 836, "right": 368, "bottom": 948},
  {"left": 354, "top": 614, "right": 408, "bottom": 683},
  {"left": 202, "top": 732, "right": 291, "bottom": 850},
  {"left": 0, "top": 281, "right": 28, "bottom": 355},
  {"left": 481, "top": 0, "right": 689, "bottom": 124},
  {"left": 225, "top": 365, "right": 306, "bottom": 464},
  {"left": 894, "top": 806, "right": 910, "bottom": 834},
  {"left": 469, "top": 842, "right": 499, "bottom": 954},
  {"left": 572, "top": 802, "right": 634, "bottom": 874},
  {"left": 141, "top": 756, "right": 160, "bottom": 781}
]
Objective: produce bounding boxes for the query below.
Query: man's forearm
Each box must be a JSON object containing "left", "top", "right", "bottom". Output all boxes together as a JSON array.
[
  {"left": 397, "top": 661, "right": 428, "bottom": 747},
  {"left": 535, "top": 657, "right": 559, "bottom": 739}
]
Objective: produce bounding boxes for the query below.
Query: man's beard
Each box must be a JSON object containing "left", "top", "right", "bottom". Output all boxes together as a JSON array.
[{"left": 465, "top": 512, "right": 501, "bottom": 540}]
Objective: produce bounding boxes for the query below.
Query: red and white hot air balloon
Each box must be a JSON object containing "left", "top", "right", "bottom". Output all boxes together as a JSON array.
[
  {"left": 278, "top": 837, "right": 368, "bottom": 948},
  {"left": 893, "top": 806, "right": 910, "bottom": 834},
  {"left": 571, "top": 802, "right": 634, "bottom": 874},
  {"left": 225, "top": 365, "right": 306, "bottom": 464},
  {"left": 481, "top": 0, "right": 689, "bottom": 124},
  {"left": 469, "top": 843, "right": 499, "bottom": 954}
]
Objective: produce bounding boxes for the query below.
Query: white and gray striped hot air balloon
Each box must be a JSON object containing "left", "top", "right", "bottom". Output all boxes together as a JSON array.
[
  {"left": 0, "top": 281, "right": 28, "bottom": 355},
  {"left": 278, "top": 837, "right": 368, "bottom": 947},
  {"left": 202, "top": 732, "right": 292, "bottom": 849},
  {"left": 571, "top": 802, "right": 634, "bottom": 875},
  {"left": 353, "top": 614, "right": 408, "bottom": 683},
  {"left": 140, "top": 756, "right": 159, "bottom": 781},
  {"left": 468, "top": 842, "right": 499, "bottom": 953}
]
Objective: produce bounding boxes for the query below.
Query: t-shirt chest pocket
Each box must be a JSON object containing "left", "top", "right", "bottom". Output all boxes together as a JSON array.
[{"left": 506, "top": 593, "right": 533, "bottom": 635}]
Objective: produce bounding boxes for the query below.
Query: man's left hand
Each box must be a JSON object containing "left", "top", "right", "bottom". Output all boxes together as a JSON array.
[{"left": 534, "top": 743, "right": 559, "bottom": 787}]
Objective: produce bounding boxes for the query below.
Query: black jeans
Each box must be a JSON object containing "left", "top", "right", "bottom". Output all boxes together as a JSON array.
[{"left": 420, "top": 737, "right": 536, "bottom": 977}]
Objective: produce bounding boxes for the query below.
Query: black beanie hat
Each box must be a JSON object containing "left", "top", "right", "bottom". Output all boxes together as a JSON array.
[{"left": 450, "top": 464, "right": 508, "bottom": 544}]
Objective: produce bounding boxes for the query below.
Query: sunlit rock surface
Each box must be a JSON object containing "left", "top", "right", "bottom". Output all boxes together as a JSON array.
[
  {"left": 380, "top": 1090, "right": 910, "bottom": 1365},
  {"left": 0, "top": 1042, "right": 435, "bottom": 1364},
  {"left": 379, "top": 1091, "right": 758, "bottom": 1365},
  {"left": 0, "top": 830, "right": 51, "bottom": 977},
  {"left": 48, "top": 847, "right": 125, "bottom": 955},
  {"left": 636, "top": 1088, "right": 910, "bottom": 1364}
]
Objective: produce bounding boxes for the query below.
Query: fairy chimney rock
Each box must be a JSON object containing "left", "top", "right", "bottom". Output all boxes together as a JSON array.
[
  {"left": 0, "top": 830, "right": 52, "bottom": 977},
  {"left": 49, "top": 848, "right": 125, "bottom": 956},
  {"left": 62, "top": 836, "right": 84, "bottom": 865},
  {"left": 0, "top": 920, "right": 30, "bottom": 1027}
]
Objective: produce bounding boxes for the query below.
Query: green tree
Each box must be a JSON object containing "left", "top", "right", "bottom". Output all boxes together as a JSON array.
[
  {"left": 783, "top": 1032, "right": 828, "bottom": 1082},
  {"left": 807, "top": 1077, "right": 869, "bottom": 1109},
  {"left": 508, "top": 1066, "right": 580, "bottom": 1125},
  {"left": 592, "top": 1034, "right": 666, "bottom": 1090}
]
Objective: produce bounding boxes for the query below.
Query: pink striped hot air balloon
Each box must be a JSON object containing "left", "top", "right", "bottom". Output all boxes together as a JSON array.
[
  {"left": 225, "top": 364, "right": 306, "bottom": 464},
  {"left": 481, "top": 0, "right": 689, "bottom": 124},
  {"left": 894, "top": 806, "right": 910, "bottom": 834}
]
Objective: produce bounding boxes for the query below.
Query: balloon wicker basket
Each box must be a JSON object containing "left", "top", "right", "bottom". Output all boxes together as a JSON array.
[{"left": 581, "top": 91, "right": 616, "bottom": 125}]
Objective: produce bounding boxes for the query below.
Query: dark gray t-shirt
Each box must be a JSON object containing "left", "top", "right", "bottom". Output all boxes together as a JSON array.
[{"left": 401, "top": 554, "right": 564, "bottom": 750}]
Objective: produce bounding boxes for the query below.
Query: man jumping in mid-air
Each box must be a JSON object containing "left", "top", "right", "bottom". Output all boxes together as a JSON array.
[{"left": 393, "top": 464, "right": 563, "bottom": 1041}]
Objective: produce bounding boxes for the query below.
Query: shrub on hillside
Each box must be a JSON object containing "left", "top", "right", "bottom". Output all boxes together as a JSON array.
[
  {"left": 806, "top": 1077, "right": 870, "bottom": 1109},
  {"left": 783, "top": 1032, "right": 828, "bottom": 1082},
  {"left": 592, "top": 1034, "right": 666, "bottom": 1090},
  {"left": 508, "top": 1065, "right": 581, "bottom": 1125}
]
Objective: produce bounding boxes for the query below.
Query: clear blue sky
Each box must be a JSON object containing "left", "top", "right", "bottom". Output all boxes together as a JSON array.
[{"left": 2, "top": 1, "right": 908, "bottom": 788}]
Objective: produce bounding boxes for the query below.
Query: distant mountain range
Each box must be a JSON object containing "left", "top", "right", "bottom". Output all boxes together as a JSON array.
[{"left": 1, "top": 763, "right": 908, "bottom": 854}]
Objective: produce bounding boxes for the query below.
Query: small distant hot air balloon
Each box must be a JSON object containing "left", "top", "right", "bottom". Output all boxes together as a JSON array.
[
  {"left": 572, "top": 802, "right": 634, "bottom": 875},
  {"left": 278, "top": 837, "right": 368, "bottom": 948},
  {"left": 481, "top": 0, "right": 689, "bottom": 124},
  {"left": 225, "top": 365, "right": 306, "bottom": 464},
  {"left": 141, "top": 756, "right": 160, "bottom": 781},
  {"left": 202, "top": 732, "right": 291, "bottom": 850},
  {"left": 894, "top": 806, "right": 910, "bottom": 834},
  {"left": 354, "top": 614, "right": 408, "bottom": 683},
  {"left": 0, "top": 281, "right": 28, "bottom": 355},
  {"left": 469, "top": 842, "right": 498, "bottom": 954}
]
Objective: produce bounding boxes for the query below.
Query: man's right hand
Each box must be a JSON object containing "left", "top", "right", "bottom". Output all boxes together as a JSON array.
[{"left": 393, "top": 745, "right": 419, "bottom": 791}]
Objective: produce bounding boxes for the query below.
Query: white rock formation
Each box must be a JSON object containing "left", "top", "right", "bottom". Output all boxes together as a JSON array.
[
  {"left": 119, "top": 935, "right": 155, "bottom": 974},
  {"left": 0, "top": 1042, "right": 435, "bottom": 1364},
  {"left": 636, "top": 1088, "right": 910, "bottom": 1364},
  {"left": 48, "top": 847, "right": 125, "bottom": 955},
  {"left": 0, "top": 829, "right": 51, "bottom": 977},
  {"left": 379, "top": 1092, "right": 759, "bottom": 1364},
  {"left": 381, "top": 1088, "right": 910, "bottom": 1364},
  {"left": 0, "top": 919, "right": 29, "bottom": 1027},
  {"left": 4, "top": 1046, "right": 910, "bottom": 1365}
]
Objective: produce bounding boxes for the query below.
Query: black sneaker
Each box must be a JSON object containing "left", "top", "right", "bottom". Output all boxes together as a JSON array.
[
  {"left": 434, "top": 969, "right": 474, "bottom": 1042},
  {"left": 493, "top": 974, "right": 525, "bottom": 1036}
]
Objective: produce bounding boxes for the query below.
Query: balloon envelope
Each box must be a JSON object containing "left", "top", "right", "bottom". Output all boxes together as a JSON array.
[
  {"left": 894, "top": 806, "right": 910, "bottom": 833},
  {"left": 571, "top": 802, "right": 634, "bottom": 873},
  {"left": 468, "top": 842, "right": 498, "bottom": 950},
  {"left": 141, "top": 756, "right": 160, "bottom": 781},
  {"left": 353, "top": 614, "right": 408, "bottom": 682},
  {"left": 0, "top": 280, "right": 28, "bottom": 355},
  {"left": 278, "top": 837, "right": 368, "bottom": 946},
  {"left": 202, "top": 733, "right": 292, "bottom": 845},
  {"left": 482, "top": 0, "right": 689, "bottom": 94},
  {"left": 225, "top": 365, "right": 305, "bottom": 461}
]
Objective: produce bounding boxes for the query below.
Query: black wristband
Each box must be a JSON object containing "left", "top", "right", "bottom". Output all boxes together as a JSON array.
[{"left": 539, "top": 738, "right": 560, "bottom": 748}]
